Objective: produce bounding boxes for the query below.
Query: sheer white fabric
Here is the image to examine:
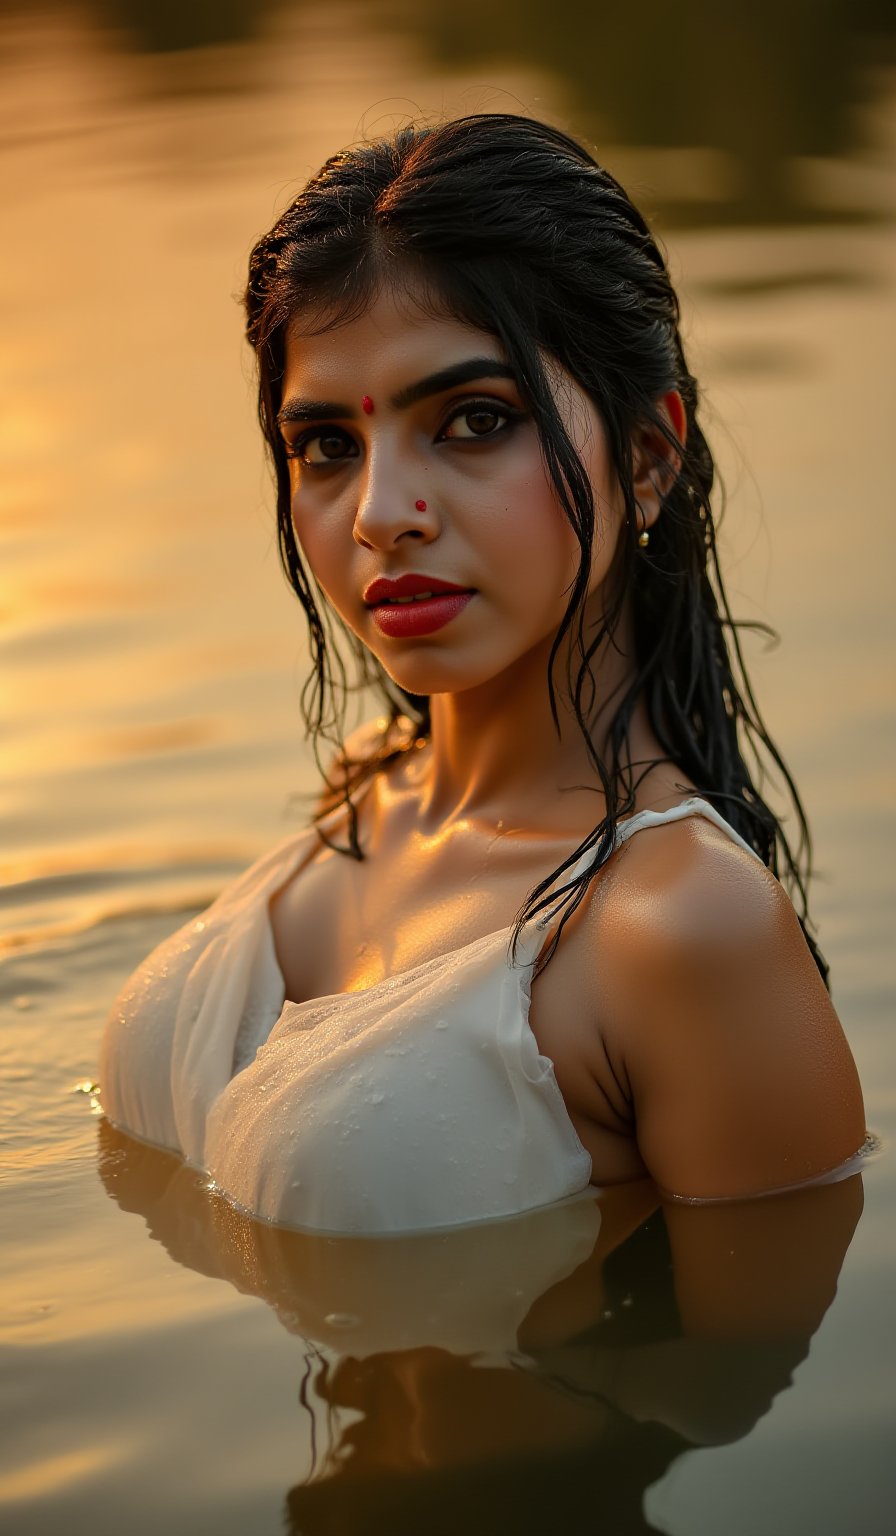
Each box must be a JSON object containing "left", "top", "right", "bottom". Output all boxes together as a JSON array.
[{"left": 100, "top": 797, "right": 760, "bottom": 1233}]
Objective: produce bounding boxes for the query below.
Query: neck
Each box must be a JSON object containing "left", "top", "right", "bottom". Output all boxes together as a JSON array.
[{"left": 414, "top": 606, "right": 650, "bottom": 835}]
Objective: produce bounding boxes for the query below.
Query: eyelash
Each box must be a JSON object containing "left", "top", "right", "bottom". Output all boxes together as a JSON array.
[
  {"left": 282, "top": 397, "right": 524, "bottom": 467},
  {"left": 441, "top": 398, "right": 525, "bottom": 442},
  {"left": 282, "top": 431, "right": 351, "bottom": 466}
]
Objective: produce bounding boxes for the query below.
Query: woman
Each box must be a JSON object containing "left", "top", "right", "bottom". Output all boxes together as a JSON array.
[{"left": 101, "top": 114, "right": 866, "bottom": 1232}]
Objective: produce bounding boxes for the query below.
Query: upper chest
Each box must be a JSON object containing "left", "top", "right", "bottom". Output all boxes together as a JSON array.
[
  {"left": 268, "top": 820, "right": 644, "bottom": 1176},
  {"left": 271, "top": 813, "right": 580, "bottom": 999}
]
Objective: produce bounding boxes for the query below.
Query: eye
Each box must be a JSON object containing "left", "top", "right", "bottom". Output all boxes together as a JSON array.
[
  {"left": 284, "top": 428, "right": 356, "bottom": 467},
  {"left": 440, "top": 399, "right": 521, "bottom": 441}
]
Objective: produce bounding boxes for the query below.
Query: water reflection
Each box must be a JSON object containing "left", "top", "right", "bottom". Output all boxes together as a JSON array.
[
  {"left": 425, "top": 0, "right": 896, "bottom": 223},
  {"left": 93, "top": 0, "right": 264, "bottom": 53},
  {"left": 13, "top": 0, "right": 893, "bottom": 223},
  {"left": 98, "top": 1121, "right": 862, "bottom": 1534}
]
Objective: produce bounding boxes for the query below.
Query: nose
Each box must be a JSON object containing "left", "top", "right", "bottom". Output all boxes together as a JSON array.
[{"left": 352, "top": 448, "right": 440, "bottom": 551}]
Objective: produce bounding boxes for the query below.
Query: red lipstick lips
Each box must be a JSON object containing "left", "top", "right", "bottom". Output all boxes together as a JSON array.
[{"left": 364, "top": 574, "right": 475, "bottom": 639}]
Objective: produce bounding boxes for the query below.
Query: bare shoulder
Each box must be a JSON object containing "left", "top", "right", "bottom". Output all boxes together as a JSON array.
[
  {"left": 598, "top": 809, "right": 786, "bottom": 955},
  {"left": 587, "top": 813, "right": 866, "bottom": 1199}
]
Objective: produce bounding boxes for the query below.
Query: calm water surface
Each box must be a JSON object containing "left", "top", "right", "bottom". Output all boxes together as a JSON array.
[{"left": 2, "top": 5, "right": 895, "bottom": 1532}]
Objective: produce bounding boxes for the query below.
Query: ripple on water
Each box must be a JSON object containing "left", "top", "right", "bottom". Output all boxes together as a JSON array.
[{"left": 0, "top": 854, "right": 247, "bottom": 956}]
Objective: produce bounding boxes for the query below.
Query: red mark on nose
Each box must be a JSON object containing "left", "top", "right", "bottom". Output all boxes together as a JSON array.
[
  {"left": 361, "top": 396, "right": 374, "bottom": 415},
  {"left": 415, "top": 499, "right": 427, "bottom": 512}
]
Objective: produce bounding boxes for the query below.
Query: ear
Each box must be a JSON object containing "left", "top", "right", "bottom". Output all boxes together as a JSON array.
[{"left": 632, "top": 390, "right": 687, "bottom": 531}]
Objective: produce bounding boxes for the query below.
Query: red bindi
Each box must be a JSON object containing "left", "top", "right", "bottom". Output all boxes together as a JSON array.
[
  {"left": 415, "top": 499, "right": 427, "bottom": 512},
  {"left": 361, "top": 396, "right": 374, "bottom": 415}
]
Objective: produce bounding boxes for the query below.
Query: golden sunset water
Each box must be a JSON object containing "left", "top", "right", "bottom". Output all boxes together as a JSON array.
[{"left": 2, "top": 4, "right": 895, "bottom": 1532}]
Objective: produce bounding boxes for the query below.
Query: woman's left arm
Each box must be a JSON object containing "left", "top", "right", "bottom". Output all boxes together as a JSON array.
[{"left": 600, "top": 822, "right": 866, "bottom": 1201}]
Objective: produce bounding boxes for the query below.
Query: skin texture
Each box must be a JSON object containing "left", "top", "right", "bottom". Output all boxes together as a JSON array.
[{"left": 270, "top": 284, "right": 866, "bottom": 1201}]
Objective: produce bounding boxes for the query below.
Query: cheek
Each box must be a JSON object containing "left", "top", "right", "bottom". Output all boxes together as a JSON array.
[
  {"left": 288, "top": 515, "right": 355, "bottom": 629},
  {"left": 502, "top": 474, "right": 583, "bottom": 597},
  {"left": 289, "top": 492, "right": 342, "bottom": 580}
]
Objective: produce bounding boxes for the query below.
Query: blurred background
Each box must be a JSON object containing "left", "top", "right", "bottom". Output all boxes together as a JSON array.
[
  {"left": 1, "top": 4, "right": 895, "bottom": 1533},
  {"left": 3, "top": 0, "right": 895, "bottom": 957}
]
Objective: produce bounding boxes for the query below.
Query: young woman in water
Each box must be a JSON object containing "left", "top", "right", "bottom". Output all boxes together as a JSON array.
[{"left": 101, "top": 114, "right": 865, "bottom": 1232}]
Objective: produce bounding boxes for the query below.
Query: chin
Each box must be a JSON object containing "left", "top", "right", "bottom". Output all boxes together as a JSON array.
[{"left": 374, "top": 652, "right": 514, "bottom": 699}]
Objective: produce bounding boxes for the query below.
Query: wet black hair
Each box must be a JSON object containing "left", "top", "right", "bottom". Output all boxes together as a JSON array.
[{"left": 244, "top": 113, "right": 827, "bottom": 981}]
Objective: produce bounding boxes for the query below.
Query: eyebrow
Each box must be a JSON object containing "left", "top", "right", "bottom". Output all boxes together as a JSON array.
[
  {"left": 276, "top": 358, "right": 518, "bottom": 426},
  {"left": 391, "top": 358, "right": 517, "bottom": 410}
]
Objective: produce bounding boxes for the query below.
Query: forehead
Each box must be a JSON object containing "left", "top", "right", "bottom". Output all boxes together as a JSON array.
[{"left": 282, "top": 284, "right": 506, "bottom": 391}]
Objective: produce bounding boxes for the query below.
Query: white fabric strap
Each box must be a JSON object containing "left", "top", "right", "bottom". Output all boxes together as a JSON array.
[{"left": 520, "top": 796, "right": 764, "bottom": 964}]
